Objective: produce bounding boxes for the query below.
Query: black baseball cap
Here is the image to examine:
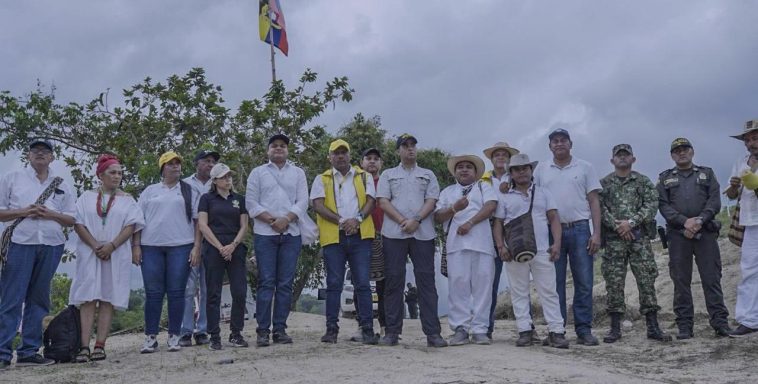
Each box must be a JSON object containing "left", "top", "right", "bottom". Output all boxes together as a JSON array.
[
  {"left": 193, "top": 149, "right": 220, "bottom": 163},
  {"left": 268, "top": 133, "right": 290, "bottom": 146},
  {"left": 362, "top": 148, "right": 382, "bottom": 158},
  {"left": 28, "top": 138, "right": 53, "bottom": 151},
  {"left": 548, "top": 128, "right": 571, "bottom": 141},
  {"left": 396, "top": 133, "right": 417, "bottom": 149}
]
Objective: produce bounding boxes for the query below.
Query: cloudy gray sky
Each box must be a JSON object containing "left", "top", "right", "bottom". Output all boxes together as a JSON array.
[{"left": 3, "top": 0, "right": 758, "bottom": 185}]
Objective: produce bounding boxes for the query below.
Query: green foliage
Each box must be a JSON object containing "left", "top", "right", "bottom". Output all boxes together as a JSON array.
[
  {"left": 50, "top": 273, "right": 73, "bottom": 315},
  {"left": 111, "top": 289, "right": 146, "bottom": 332},
  {"left": 295, "top": 294, "right": 324, "bottom": 315}
]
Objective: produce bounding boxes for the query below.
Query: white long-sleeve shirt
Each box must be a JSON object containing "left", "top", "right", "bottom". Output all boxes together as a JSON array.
[{"left": 246, "top": 161, "right": 309, "bottom": 236}]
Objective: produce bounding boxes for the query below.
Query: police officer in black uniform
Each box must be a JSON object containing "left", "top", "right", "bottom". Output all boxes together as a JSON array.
[{"left": 657, "top": 138, "right": 731, "bottom": 339}]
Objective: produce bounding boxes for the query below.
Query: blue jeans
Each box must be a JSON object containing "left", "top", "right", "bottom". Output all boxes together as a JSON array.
[
  {"left": 141, "top": 244, "right": 193, "bottom": 336},
  {"left": 323, "top": 234, "right": 372, "bottom": 329},
  {"left": 181, "top": 263, "right": 208, "bottom": 336},
  {"left": 254, "top": 234, "right": 301, "bottom": 333},
  {"left": 0, "top": 243, "right": 63, "bottom": 362},
  {"left": 552, "top": 220, "right": 594, "bottom": 336}
]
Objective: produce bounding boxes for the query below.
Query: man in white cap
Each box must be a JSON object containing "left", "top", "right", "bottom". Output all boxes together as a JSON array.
[
  {"left": 726, "top": 119, "right": 758, "bottom": 337},
  {"left": 493, "top": 153, "right": 568, "bottom": 349},
  {"left": 435, "top": 154, "right": 497, "bottom": 345}
]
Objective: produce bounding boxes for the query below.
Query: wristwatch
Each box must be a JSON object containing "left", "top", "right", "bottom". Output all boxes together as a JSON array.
[
  {"left": 355, "top": 213, "right": 365, "bottom": 223},
  {"left": 628, "top": 219, "right": 636, "bottom": 228},
  {"left": 412, "top": 214, "right": 422, "bottom": 223}
]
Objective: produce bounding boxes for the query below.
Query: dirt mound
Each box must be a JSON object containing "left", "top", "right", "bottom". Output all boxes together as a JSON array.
[{"left": 495, "top": 239, "right": 741, "bottom": 327}]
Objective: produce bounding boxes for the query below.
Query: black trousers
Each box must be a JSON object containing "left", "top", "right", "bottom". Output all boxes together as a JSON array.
[
  {"left": 203, "top": 234, "right": 248, "bottom": 337},
  {"left": 667, "top": 230, "right": 729, "bottom": 329},
  {"left": 382, "top": 237, "right": 441, "bottom": 336}
]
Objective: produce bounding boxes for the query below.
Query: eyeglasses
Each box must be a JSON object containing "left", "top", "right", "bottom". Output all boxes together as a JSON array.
[{"left": 30, "top": 148, "right": 52, "bottom": 155}]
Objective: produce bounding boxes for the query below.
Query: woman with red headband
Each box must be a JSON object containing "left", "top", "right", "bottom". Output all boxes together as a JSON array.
[{"left": 68, "top": 154, "right": 144, "bottom": 362}]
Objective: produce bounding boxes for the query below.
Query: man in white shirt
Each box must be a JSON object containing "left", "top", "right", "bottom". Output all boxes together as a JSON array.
[
  {"left": 246, "top": 134, "right": 308, "bottom": 347},
  {"left": 376, "top": 134, "right": 447, "bottom": 347},
  {"left": 726, "top": 120, "right": 758, "bottom": 337},
  {"left": 493, "top": 153, "right": 569, "bottom": 349},
  {"left": 533, "top": 128, "right": 602, "bottom": 346},
  {"left": 434, "top": 154, "right": 497, "bottom": 345},
  {"left": 311, "top": 139, "right": 378, "bottom": 344},
  {"left": 0, "top": 139, "right": 76, "bottom": 368},
  {"left": 179, "top": 149, "right": 219, "bottom": 347}
]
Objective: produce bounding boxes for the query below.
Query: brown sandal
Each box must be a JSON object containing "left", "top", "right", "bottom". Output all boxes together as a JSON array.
[
  {"left": 90, "top": 346, "right": 106, "bottom": 361},
  {"left": 75, "top": 346, "right": 90, "bottom": 363}
]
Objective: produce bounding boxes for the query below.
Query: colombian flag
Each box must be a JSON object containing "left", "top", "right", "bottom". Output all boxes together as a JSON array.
[{"left": 259, "top": 0, "right": 289, "bottom": 56}]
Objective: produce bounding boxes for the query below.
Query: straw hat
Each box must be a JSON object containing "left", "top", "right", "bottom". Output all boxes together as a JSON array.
[
  {"left": 447, "top": 154, "right": 486, "bottom": 180},
  {"left": 483, "top": 141, "right": 519, "bottom": 159},
  {"left": 507, "top": 153, "right": 539, "bottom": 171}
]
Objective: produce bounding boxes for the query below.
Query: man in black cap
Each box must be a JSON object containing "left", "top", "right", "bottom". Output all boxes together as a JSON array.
[
  {"left": 179, "top": 149, "right": 220, "bottom": 346},
  {"left": 246, "top": 133, "right": 309, "bottom": 346},
  {"left": 0, "top": 139, "right": 76, "bottom": 368},
  {"left": 376, "top": 133, "right": 447, "bottom": 347},
  {"left": 657, "top": 137, "right": 731, "bottom": 339}
]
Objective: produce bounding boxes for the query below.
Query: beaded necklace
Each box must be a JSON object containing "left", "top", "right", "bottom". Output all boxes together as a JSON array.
[{"left": 96, "top": 188, "right": 117, "bottom": 225}]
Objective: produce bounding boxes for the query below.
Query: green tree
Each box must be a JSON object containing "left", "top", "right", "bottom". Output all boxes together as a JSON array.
[{"left": 0, "top": 68, "right": 353, "bottom": 307}]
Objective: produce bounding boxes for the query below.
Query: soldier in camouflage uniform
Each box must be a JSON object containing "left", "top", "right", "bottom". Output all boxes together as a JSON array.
[{"left": 600, "top": 144, "right": 671, "bottom": 343}]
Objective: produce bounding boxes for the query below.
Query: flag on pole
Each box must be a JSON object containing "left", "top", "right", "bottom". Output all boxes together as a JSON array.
[{"left": 259, "top": 0, "right": 289, "bottom": 56}]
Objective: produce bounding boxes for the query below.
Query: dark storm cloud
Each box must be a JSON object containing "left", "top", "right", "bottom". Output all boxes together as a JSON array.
[{"left": 2, "top": 0, "right": 758, "bottom": 184}]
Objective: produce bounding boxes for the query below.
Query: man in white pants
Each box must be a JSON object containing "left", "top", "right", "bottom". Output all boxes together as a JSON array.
[
  {"left": 493, "top": 154, "right": 569, "bottom": 348},
  {"left": 434, "top": 154, "right": 497, "bottom": 345},
  {"left": 726, "top": 119, "right": 758, "bottom": 337}
]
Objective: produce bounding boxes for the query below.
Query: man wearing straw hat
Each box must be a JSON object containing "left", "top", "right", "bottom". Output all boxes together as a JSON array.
[
  {"left": 435, "top": 154, "right": 498, "bottom": 345},
  {"left": 493, "top": 153, "right": 569, "bottom": 348},
  {"left": 726, "top": 120, "right": 758, "bottom": 337},
  {"left": 481, "top": 141, "right": 520, "bottom": 339}
]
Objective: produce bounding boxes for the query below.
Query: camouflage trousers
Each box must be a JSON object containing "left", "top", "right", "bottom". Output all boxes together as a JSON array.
[{"left": 601, "top": 238, "right": 661, "bottom": 315}]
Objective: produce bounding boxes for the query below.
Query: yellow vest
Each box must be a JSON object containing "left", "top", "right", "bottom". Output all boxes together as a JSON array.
[{"left": 317, "top": 166, "right": 376, "bottom": 246}]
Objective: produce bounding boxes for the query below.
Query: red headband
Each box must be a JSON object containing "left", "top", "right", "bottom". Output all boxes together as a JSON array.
[{"left": 96, "top": 154, "right": 121, "bottom": 176}]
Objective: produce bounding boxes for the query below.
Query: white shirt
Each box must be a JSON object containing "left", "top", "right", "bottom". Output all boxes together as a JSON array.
[
  {"left": 0, "top": 167, "right": 76, "bottom": 246},
  {"left": 138, "top": 182, "right": 199, "bottom": 246},
  {"left": 183, "top": 174, "right": 212, "bottom": 196},
  {"left": 245, "top": 161, "right": 309, "bottom": 236},
  {"left": 436, "top": 181, "right": 497, "bottom": 255},
  {"left": 533, "top": 156, "right": 601, "bottom": 223},
  {"left": 731, "top": 154, "right": 758, "bottom": 226},
  {"left": 495, "top": 184, "right": 557, "bottom": 253},
  {"left": 310, "top": 167, "right": 376, "bottom": 219}
]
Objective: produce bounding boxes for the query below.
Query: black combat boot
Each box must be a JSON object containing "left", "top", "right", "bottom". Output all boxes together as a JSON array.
[
  {"left": 646, "top": 312, "right": 672, "bottom": 342},
  {"left": 603, "top": 312, "right": 622, "bottom": 344}
]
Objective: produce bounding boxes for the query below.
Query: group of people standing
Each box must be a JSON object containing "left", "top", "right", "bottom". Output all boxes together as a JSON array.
[{"left": 2, "top": 120, "right": 758, "bottom": 368}]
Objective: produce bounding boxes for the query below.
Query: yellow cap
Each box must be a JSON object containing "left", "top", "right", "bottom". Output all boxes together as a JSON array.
[
  {"left": 741, "top": 169, "right": 758, "bottom": 191},
  {"left": 328, "top": 139, "right": 350, "bottom": 153},
  {"left": 158, "top": 151, "right": 183, "bottom": 169}
]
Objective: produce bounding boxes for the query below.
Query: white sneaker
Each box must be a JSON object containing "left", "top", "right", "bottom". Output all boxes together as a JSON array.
[
  {"left": 167, "top": 334, "right": 182, "bottom": 352},
  {"left": 141, "top": 335, "right": 158, "bottom": 354}
]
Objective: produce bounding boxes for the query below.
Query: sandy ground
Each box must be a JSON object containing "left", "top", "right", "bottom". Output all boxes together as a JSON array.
[{"left": 2, "top": 239, "right": 756, "bottom": 384}]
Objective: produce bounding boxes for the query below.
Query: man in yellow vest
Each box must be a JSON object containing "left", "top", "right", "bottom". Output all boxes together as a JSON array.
[{"left": 311, "top": 139, "right": 378, "bottom": 344}]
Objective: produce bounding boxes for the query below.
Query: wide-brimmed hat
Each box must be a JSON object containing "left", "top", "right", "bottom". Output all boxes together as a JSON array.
[
  {"left": 158, "top": 151, "right": 182, "bottom": 169},
  {"left": 731, "top": 119, "right": 758, "bottom": 141},
  {"left": 210, "top": 163, "right": 234, "bottom": 179},
  {"left": 507, "top": 153, "right": 538, "bottom": 171},
  {"left": 482, "top": 141, "right": 520, "bottom": 159},
  {"left": 447, "top": 154, "right": 485, "bottom": 180}
]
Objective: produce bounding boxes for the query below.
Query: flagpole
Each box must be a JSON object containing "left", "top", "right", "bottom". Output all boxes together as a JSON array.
[{"left": 268, "top": 9, "right": 277, "bottom": 83}]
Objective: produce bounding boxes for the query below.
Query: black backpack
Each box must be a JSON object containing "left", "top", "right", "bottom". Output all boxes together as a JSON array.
[{"left": 43, "top": 305, "right": 81, "bottom": 363}]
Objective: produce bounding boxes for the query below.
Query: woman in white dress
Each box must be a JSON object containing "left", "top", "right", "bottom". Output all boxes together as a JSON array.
[{"left": 69, "top": 154, "right": 144, "bottom": 362}]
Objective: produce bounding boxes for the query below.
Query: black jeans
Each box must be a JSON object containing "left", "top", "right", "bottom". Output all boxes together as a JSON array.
[
  {"left": 667, "top": 229, "right": 729, "bottom": 330},
  {"left": 382, "top": 237, "right": 441, "bottom": 336},
  {"left": 204, "top": 234, "right": 248, "bottom": 337}
]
